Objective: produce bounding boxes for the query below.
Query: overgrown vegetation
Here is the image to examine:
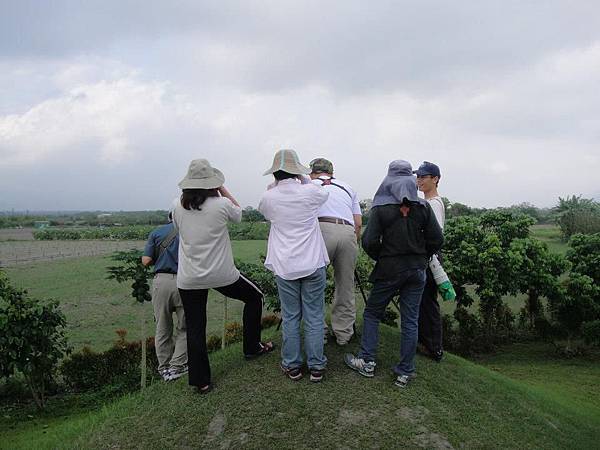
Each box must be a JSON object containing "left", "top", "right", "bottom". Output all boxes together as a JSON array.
[{"left": 553, "top": 195, "right": 600, "bottom": 239}]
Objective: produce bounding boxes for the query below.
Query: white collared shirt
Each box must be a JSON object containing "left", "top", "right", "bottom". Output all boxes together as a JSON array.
[
  {"left": 311, "top": 176, "right": 361, "bottom": 225},
  {"left": 258, "top": 178, "right": 330, "bottom": 280}
]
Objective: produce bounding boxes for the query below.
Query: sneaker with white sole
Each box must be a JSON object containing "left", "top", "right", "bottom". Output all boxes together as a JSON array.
[
  {"left": 158, "top": 368, "right": 171, "bottom": 381},
  {"left": 309, "top": 369, "right": 324, "bottom": 383},
  {"left": 344, "top": 353, "right": 376, "bottom": 378},
  {"left": 394, "top": 373, "right": 416, "bottom": 388},
  {"left": 168, "top": 365, "right": 188, "bottom": 381}
]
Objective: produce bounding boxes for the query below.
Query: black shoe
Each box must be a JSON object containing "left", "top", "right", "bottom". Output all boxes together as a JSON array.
[{"left": 433, "top": 350, "right": 444, "bottom": 363}]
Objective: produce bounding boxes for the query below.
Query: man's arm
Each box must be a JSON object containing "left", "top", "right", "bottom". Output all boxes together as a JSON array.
[
  {"left": 142, "top": 231, "right": 156, "bottom": 267},
  {"left": 353, "top": 214, "right": 362, "bottom": 242},
  {"left": 361, "top": 207, "right": 383, "bottom": 260},
  {"left": 423, "top": 203, "right": 444, "bottom": 256}
]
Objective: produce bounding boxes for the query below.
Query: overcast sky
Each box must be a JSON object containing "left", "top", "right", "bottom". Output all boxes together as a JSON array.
[{"left": 1, "top": 1, "right": 599, "bottom": 211}]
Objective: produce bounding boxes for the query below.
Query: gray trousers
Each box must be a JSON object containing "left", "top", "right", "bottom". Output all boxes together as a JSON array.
[
  {"left": 151, "top": 273, "right": 187, "bottom": 371},
  {"left": 319, "top": 222, "right": 358, "bottom": 344}
]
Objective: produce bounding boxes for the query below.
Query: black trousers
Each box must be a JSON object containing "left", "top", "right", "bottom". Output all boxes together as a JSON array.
[
  {"left": 417, "top": 267, "right": 442, "bottom": 354},
  {"left": 179, "top": 274, "right": 263, "bottom": 388}
]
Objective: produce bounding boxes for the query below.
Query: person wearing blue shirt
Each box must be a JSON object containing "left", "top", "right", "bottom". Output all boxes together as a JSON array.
[{"left": 142, "top": 212, "right": 187, "bottom": 381}]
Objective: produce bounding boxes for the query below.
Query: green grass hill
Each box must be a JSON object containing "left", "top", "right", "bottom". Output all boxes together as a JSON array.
[{"left": 6, "top": 324, "right": 599, "bottom": 450}]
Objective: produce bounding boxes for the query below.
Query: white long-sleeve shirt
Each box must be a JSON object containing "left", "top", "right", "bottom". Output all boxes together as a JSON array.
[
  {"left": 173, "top": 197, "right": 242, "bottom": 289},
  {"left": 258, "top": 178, "right": 330, "bottom": 280}
]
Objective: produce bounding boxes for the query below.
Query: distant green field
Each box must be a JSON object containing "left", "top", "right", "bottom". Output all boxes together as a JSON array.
[
  {"left": 530, "top": 224, "right": 567, "bottom": 255},
  {"left": 5, "top": 240, "right": 266, "bottom": 351}
]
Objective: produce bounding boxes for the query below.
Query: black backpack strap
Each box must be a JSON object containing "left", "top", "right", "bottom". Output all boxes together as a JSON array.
[
  {"left": 154, "top": 226, "right": 178, "bottom": 261},
  {"left": 319, "top": 177, "right": 352, "bottom": 198}
]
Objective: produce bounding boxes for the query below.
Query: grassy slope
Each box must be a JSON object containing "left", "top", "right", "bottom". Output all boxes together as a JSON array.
[
  {"left": 475, "top": 341, "right": 600, "bottom": 421},
  {"left": 5, "top": 326, "right": 598, "bottom": 450},
  {"left": 4, "top": 240, "right": 266, "bottom": 351}
]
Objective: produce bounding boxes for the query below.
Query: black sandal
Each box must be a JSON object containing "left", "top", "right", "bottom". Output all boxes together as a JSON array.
[
  {"left": 244, "top": 341, "right": 276, "bottom": 360},
  {"left": 197, "top": 383, "right": 214, "bottom": 395}
]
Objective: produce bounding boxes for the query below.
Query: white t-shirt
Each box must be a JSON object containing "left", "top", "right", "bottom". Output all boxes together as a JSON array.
[
  {"left": 427, "top": 196, "right": 445, "bottom": 230},
  {"left": 258, "top": 178, "right": 330, "bottom": 280},
  {"left": 173, "top": 196, "right": 242, "bottom": 290},
  {"left": 311, "top": 176, "right": 361, "bottom": 225}
]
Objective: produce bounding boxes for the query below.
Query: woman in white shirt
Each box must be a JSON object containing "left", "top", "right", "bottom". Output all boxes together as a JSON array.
[
  {"left": 258, "top": 149, "right": 330, "bottom": 383},
  {"left": 173, "top": 159, "right": 275, "bottom": 394}
]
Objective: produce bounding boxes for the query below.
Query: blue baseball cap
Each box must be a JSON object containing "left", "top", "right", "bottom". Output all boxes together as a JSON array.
[{"left": 413, "top": 161, "right": 441, "bottom": 178}]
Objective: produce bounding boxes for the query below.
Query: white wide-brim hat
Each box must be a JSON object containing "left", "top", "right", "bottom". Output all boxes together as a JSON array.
[
  {"left": 178, "top": 159, "right": 225, "bottom": 189},
  {"left": 263, "top": 149, "right": 311, "bottom": 176}
]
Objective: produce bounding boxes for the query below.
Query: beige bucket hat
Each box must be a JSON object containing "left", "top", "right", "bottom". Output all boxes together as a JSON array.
[
  {"left": 263, "top": 149, "right": 311, "bottom": 176},
  {"left": 178, "top": 159, "right": 225, "bottom": 189}
]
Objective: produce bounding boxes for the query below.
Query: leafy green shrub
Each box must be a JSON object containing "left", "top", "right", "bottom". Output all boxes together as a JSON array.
[
  {"left": 381, "top": 306, "right": 399, "bottom": 327},
  {"left": 546, "top": 233, "right": 600, "bottom": 352},
  {"left": 235, "top": 258, "right": 279, "bottom": 312},
  {"left": 224, "top": 322, "right": 244, "bottom": 344},
  {"left": 61, "top": 331, "right": 158, "bottom": 394},
  {"left": 206, "top": 335, "right": 222, "bottom": 352},
  {"left": 567, "top": 233, "right": 600, "bottom": 283},
  {"left": 0, "top": 271, "right": 70, "bottom": 409},
  {"left": 442, "top": 211, "right": 543, "bottom": 352},
  {"left": 261, "top": 314, "right": 279, "bottom": 329}
]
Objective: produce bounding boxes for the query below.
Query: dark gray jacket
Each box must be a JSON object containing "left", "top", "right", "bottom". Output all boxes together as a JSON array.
[{"left": 361, "top": 202, "right": 443, "bottom": 282}]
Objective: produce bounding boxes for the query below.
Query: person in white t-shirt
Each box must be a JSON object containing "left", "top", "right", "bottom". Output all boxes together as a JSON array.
[
  {"left": 258, "top": 149, "right": 330, "bottom": 383},
  {"left": 173, "top": 159, "right": 275, "bottom": 394},
  {"left": 414, "top": 161, "right": 446, "bottom": 362},
  {"left": 309, "top": 158, "right": 362, "bottom": 346}
]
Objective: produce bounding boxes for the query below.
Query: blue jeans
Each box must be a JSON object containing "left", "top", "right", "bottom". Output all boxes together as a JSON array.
[
  {"left": 276, "top": 267, "right": 327, "bottom": 370},
  {"left": 358, "top": 269, "right": 426, "bottom": 376}
]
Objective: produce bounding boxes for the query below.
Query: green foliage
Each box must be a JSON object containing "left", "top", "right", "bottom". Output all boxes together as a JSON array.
[
  {"left": 60, "top": 331, "right": 158, "bottom": 394},
  {"left": 242, "top": 207, "right": 265, "bottom": 222},
  {"left": 234, "top": 257, "right": 279, "bottom": 311},
  {"left": 546, "top": 234, "right": 600, "bottom": 351},
  {"left": 106, "top": 250, "right": 152, "bottom": 303},
  {"left": 0, "top": 271, "right": 70, "bottom": 409},
  {"left": 381, "top": 306, "right": 399, "bottom": 327},
  {"left": 548, "top": 273, "right": 600, "bottom": 347},
  {"left": 567, "top": 233, "right": 600, "bottom": 283},
  {"left": 443, "top": 211, "right": 559, "bottom": 352},
  {"left": 553, "top": 195, "right": 600, "bottom": 239},
  {"left": 228, "top": 222, "right": 270, "bottom": 240}
]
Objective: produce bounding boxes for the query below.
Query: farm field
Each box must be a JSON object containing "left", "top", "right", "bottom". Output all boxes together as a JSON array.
[
  {"left": 4, "top": 240, "right": 266, "bottom": 351},
  {"left": 0, "top": 240, "right": 145, "bottom": 267}
]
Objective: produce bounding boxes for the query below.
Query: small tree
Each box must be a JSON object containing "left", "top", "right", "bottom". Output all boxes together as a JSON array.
[
  {"left": 0, "top": 271, "right": 70, "bottom": 409},
  {"left": 548, "top": 233, "right": 600, "bottom": 351},
  {"left": 107, "top": 250, "right": 152, "bottom": 388}
]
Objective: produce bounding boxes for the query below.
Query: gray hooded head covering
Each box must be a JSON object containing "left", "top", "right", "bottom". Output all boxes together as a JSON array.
[{"left": 372, "top": 160, "right": 423, "bottom": 207}]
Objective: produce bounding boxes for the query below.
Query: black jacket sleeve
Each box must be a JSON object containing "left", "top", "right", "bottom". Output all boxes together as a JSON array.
[
  {"left": 424, "top": 203, "right": 444, "bottom": 257},
  {"left": 361, "top": 207, "right": 383, "bottom": 261}
]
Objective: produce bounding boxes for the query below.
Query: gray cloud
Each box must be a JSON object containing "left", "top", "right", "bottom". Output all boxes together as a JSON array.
[{"left": 1, "top": 1, "right": 600, "bottom": 210}]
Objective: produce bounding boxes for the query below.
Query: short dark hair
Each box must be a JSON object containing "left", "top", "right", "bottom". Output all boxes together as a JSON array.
[
  {"left": 273, "top": 170, "right": 298, "bottom": 181},
  {"left": 181, "top": 188, "right": 219, "bottom": 210}
]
